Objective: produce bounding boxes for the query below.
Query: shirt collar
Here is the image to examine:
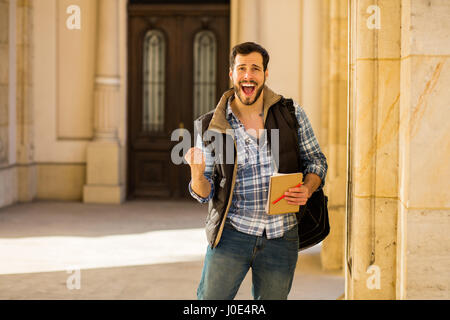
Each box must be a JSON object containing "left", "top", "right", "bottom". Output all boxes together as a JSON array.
[{"left": 226, "top": 95, "right": 235, "bottom": 121}]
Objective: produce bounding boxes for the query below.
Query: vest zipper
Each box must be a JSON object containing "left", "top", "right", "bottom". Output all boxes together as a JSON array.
[{"left": 212, "top": 139, "right": 238, "bottom": 248}]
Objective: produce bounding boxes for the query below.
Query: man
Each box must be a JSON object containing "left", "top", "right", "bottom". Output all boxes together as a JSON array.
[{"left": 184, "top": 42, "right": 327, "bottom": 300}]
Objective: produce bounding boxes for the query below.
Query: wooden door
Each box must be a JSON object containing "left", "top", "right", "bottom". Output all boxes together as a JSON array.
[{"left": 127, "top": 2, "right": 230, "bottom": 199}]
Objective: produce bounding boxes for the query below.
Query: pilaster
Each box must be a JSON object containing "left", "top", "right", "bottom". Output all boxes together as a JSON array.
[
  {"left": 346, "top": 0, "right": 401, "bottom": 299},
  {"left": 320, "top": 0, "right": 348, "bottom": 273},
  {"left": 16, "top": 0, "right": 36, "bottom": 202},
  {"left": 83, "top": 0, "right": 124, "bottom": 204}
]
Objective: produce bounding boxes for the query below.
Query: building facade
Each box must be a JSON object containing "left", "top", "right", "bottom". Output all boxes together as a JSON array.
[{"left": 0, "top": 0, "right": 448, "bottom": 299}]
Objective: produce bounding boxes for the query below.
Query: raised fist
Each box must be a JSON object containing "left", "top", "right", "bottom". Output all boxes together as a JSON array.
[{"left": 184, "top": 147, "right": 206, "bottom": 176}]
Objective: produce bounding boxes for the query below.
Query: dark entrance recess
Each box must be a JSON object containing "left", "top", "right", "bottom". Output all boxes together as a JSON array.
[{"left": 127, "top": 0, "right": 230, "bottom": 199}]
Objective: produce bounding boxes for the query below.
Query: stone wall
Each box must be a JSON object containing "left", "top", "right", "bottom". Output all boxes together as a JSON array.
[
  {"left": 230, "top": 0, "right": 304, "bottom": 121},
  {"left": 0, "top": 0, "right": 36, "bottom": 208}
]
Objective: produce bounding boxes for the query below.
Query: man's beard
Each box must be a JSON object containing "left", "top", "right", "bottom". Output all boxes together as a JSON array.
[{"left": 233, "top": 78, "right": 265, "bottom": 106}]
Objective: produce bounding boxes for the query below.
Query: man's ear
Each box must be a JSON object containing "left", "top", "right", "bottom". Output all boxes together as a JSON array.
[
  {"left": 229, "top": 68, "right": 233, "bottom": 80},
  {"left": 265, "top": 68, "right": 269, "bottom": 80}
]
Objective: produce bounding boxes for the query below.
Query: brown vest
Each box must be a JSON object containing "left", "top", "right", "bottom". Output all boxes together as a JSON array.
[{"left": 195, "top": 87, "right": 329, "bottom": 250}]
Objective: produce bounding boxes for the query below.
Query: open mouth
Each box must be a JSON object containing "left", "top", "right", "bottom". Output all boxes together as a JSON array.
[{"left": 241, "top": 83, "right": 256, "bottom": 96}]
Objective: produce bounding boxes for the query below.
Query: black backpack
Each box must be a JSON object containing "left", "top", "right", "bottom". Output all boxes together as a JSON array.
[
  {"left": 283, "top": 98, "right": 330, "bottom": 251},
  {"left": 296, "top": 188, "right": 330, "bottom": 251}
]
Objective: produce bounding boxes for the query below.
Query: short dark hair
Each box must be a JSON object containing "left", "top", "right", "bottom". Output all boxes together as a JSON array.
[{"left": 229, "top": 42, "right": 270, "bottom": 71}]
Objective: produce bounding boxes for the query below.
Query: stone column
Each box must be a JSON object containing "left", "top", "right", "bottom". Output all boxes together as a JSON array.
[
  {"left": 320, "top": 0, "right": 348, "bottom": 272},
  {"left": 347, "top": 0, "right": 449, "bottom": 300},
  {"left": 397, "top": 0, "right": 450, "bottom": 299},
  {"left": 83, "top": 0, "right": 124, "bottom": 204},
  {"left": 0, "top": 0, "right": 15, "bottom": 208},
  {"left": 16, "top": 0, "right": 36, "bottom": 202},
  {"left": 0, "top": 0, "right": 10, "bottom": 168},
  {"left": 346, "top": 0, "right": 401, "bottom": 299},
  {"left": 301, "top": 0, "right": 323, "bottom": 133}
]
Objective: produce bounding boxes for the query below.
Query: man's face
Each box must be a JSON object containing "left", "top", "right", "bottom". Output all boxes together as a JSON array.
[{"left": 229, "top": 52, "right": 268, "bottom": 106}]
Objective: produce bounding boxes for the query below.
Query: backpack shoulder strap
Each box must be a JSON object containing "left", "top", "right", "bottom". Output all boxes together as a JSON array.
[{"left": 280, "top": 98, "right": 299, "bottom": 131}]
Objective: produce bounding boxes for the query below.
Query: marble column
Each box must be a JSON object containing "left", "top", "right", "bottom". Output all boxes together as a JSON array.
[
  {"left": 0, "top": 0, "right": 17, "bottom": 208},
  {"left": 346, "top": 0, "right": 401, "bottom": 299},
  {"left": 0, "top": 0, "right": 10, "bottom": 168},
  {"left": 16, "top": 0, "right": 36, "bottom": 202},
  {"left": 83, "top": 0, "right": 124, "bottom": 204},
  {"left": 347, "top": 0, "right": 449, "bottom": 300},
  {"left": 397, "top": 0, "right": 450, "bottom": 300},
  {"left": 320, "top": 0, "right": 348, "bottom": 272}
]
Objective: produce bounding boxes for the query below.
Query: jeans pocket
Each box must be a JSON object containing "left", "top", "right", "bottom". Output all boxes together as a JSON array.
[{"left": 283, "top": 225, "right": 299, "bottom": 242}]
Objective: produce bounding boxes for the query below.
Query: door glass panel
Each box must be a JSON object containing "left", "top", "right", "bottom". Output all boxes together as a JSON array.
[
  {"left": 193, "top": 30, "right": 217, "bottom": 120},
  {"left": 143, "top": 30, "right": 165, "bottom": 133}
]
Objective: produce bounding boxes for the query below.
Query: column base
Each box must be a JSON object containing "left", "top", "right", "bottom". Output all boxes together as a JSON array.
[
  {"left": 83, "top": 139, "right": 125, "bottom": 204},
  {"left": 83, "top": 184, "right": 125, "bottom": 204},
  {"left": 17, "top": 163, "right": 37, "bottom": 202}
]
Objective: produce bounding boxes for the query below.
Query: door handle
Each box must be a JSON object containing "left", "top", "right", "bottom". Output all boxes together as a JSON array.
[{"left": 178, "top": 122, "right": 185, "bottom": 139}]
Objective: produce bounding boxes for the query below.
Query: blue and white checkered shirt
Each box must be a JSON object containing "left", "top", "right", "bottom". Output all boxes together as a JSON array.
[{"left": 189, "top": 97, "right": 327, "bottom": 239}]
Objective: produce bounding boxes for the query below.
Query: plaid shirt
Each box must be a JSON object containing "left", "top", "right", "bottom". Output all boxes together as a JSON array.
[{"left": 189, "top": 97, "right": 327, "bottom": 239}]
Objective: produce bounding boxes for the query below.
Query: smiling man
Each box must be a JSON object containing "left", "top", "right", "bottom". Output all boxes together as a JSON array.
[
  {"left": 233, "top": 52, "right": 265, "bottom": 106},
  {"left": 184, "top": 42, "right": 328, "bottom": 300}
]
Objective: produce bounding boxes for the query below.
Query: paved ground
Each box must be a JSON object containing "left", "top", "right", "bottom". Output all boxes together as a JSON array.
[{"left": 0, "top": 200, "right": 344, "bottom": 300}]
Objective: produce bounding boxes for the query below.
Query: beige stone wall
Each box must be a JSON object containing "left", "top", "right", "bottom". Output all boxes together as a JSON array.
[
  {"left": 0, "top": 166, "right": 18, "bottom": 207},
  {"left": 231, "top": 0, "right": 303, "bottom": 115},
  {"left": 36, "top": 163, "right": 85, "bottom": 200},
  {"left": 32, "top": 0, "right": 88, "bottom": 201},
  {"left": 31, "top": 0, "right": 128, "bottom": 203},
  {"left": 300, "top": 0, "right": 323, "bottom": 140},
  {"left": 56, "top": 0, "right": 96, "bottom": 139},
  {"left": 0, "top": 0, "right": 37, "bottom": 208}
]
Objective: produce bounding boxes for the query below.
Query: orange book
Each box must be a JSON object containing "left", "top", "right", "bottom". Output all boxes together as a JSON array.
[{"left": 265, "top": 172, "right": 303, "bottom": 215}]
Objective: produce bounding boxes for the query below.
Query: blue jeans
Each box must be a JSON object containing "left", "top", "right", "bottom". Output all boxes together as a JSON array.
[{"left": 197, "top": 222, "right": 299, "bottom": 300}]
